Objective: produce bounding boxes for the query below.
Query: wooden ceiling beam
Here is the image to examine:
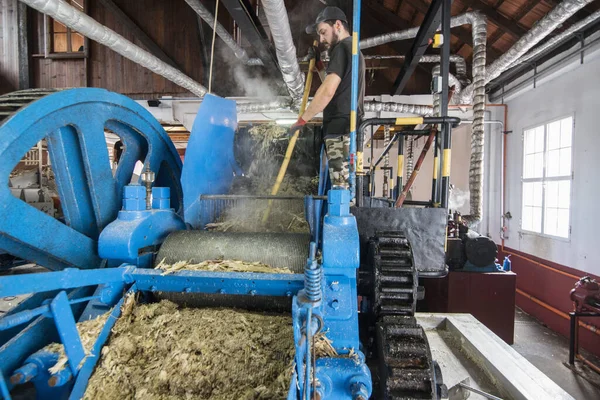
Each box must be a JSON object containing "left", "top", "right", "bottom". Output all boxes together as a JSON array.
[{"left": 468, "top": 0, "right": 528, "bottom": 39}]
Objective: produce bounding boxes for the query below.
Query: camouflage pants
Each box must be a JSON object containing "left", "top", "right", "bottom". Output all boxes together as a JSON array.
[{"left": 325, "top": 135, "right": 350, "bottom": 188}]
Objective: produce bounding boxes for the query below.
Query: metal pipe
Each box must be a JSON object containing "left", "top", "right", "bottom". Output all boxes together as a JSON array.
[
  {"left": 461, "top": 0, "right": 595, "bottom": 102},
  {"left": 185, "top": 0, "right": 263, "bottom": 66},
  {"left": 509, "top": 10, "right": 600, "bottom": 69},
  {"left": 349, "top": 0, "right": 362, "bottom": 199},
  {"left": 516, "top": 288, "right": 600, "bottom": 336},
  {"left": 261, "top": 0, "right": 305, "bottom": 106},
  {"left": 491, "top": 36, "right": 600, "bottom": 102},
  {"left": 458, "top": 383, "right": 503, "bottom": 400},
  {"left": 19, "top": 0, "right": 208, "bottom": 97},
  {"left": 360, "top": 11, "right": 485, "bottom": 50}
]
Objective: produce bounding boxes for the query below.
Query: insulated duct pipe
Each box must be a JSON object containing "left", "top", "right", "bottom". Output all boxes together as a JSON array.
[
  {"left": 236, "top": 98, "right": 293, "bottom": 113},
  {"left": 363, "top": 101, "right": 433, "bottom": 115},
  {"left": 184, "top": 0, "right": 263, "bottom": 66},
  {"left": 509, "top": 9, "right": 600, "bottom": 69},
  {"left": 461, "top": 0, "right": 595, "bottom": 102},
  {"left": 261, "top": 0, "right": 305, "bottom": 106},
  {"left": 360, "top": 11, "right": 486, "bottom": 51},
  {"left": 19, "top": 0, "right": 208, "bottom": 97},
  {"left": 236, "top": 99, "right": 434, "bottom": 114},
  {"left": 462, "top": 12, "right": 487, "bottom": 227},
  {"left": 432, "top": 65, "right": 462, "bottom": 104}
]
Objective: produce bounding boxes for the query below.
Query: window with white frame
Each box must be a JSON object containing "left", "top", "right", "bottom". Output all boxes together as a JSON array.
[{"left": 522, "top": 116, "right": 573, "bottom": 238}]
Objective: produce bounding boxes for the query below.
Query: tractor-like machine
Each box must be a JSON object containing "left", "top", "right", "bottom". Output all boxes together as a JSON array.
[{"left": 0, "top": 87, "right": 458, "bottom": 399}]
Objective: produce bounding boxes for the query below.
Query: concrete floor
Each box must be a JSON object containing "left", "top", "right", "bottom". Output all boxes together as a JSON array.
[{"left": 512, "top": 307, "right": 600, "bottom": 400}]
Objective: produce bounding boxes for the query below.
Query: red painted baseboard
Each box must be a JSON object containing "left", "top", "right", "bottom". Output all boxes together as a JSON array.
[{"left": 498, "top": 247, "right": 600, "bottom": 358}]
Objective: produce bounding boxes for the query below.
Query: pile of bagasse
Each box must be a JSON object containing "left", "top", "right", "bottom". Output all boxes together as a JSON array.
[{"left": 43, "top": 124, "right": 331, "bottom": 399}]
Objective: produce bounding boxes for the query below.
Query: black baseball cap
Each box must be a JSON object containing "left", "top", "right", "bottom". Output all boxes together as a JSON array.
[{"left": 305, "top": 6, "right": 348, "bottom": 34}]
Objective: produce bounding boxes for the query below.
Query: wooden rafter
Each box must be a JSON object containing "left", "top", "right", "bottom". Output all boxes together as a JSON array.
[
  {"left": 469, "top": 0, "right": 528, "bottom": 39},
  {"left": 410, "top": 0, "right": 503, "bottom": 62}
]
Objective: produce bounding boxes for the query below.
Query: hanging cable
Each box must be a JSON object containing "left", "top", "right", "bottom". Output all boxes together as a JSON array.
[{"left": 208, "top": 0, "right": 220, "bottom": 93}]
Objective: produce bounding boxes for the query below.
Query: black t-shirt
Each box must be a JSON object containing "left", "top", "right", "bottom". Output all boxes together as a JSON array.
[{"left": 323, "top": 36, "right": 365, "bottom": 138}]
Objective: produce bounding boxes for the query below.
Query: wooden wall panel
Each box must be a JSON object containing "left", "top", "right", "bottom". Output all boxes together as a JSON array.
[
  {"left": 0, "top": 0, "right": 19, "bottom": 94},
  {"left": 29, "top": 0, "right": 204, "bottom": 97}
]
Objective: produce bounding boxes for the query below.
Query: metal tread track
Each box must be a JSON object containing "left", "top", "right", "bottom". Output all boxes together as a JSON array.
[{"left": 371, "top": 231, "right": 447, "bottom": 400}]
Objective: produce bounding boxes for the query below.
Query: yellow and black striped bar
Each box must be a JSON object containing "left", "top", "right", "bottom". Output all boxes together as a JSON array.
[
  {"left": 431, "top": 132, "right": 439, "bottom": 207},
  {"left": 395, "top": 136, "right": 404, "bottom": 200},
  {"left": 440, "top": 122, "right": 453, "bottom": 209}
]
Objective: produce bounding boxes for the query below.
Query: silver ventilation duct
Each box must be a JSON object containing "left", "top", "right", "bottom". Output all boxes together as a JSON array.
[
  {"left": 20, "top": 0, "right": 208, "bottom": 97},
  {"left": 236, "top": 98, "right": 293, "bottom": 113},
  {"left": 462, "top": 12, "right": 487, "bottom": 227},
  {"left": 363, "top": 101, "right": 433, "bottom": 115},
  {"left": 185, "top": 0, "right": 263, "bottom": 66},
  {"left": 360, "top": 11, "right": 486, "bottom": 51},
  {"left": 461, "top": 0, "right": 594, "bottom": 102},
  {"left": 509, "top": 9, "right": 600, "bottom": 69},
  {"left": 260, "top": 0, "right": 305, "bottom": 106},
  {"left": 432, "top": 64, "right": 463, "bottom": 104}
]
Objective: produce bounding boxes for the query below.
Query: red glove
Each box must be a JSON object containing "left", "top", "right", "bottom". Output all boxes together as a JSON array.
[{"left": 288, "top": 117, "right": 306, "bottom": 138}]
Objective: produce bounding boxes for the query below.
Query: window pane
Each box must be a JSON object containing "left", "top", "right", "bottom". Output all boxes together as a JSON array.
[
  {"left": 53, "top": 20, "right": 67, "bottom": 33},
  {"left": 53, "top": 33, "right": 68, "bottom": 52},
  {"left": 558, "top": 180, "right": 571, "bottom": 209},
  {"left": 524, "top": 129, "right": 535, "bottom": 154},
  {"left": 545, "top": 181, "right": 558, "bottom": 208},
  {"left": 559, "top": 148, "right": 571, "bottom": 176},
  {"left": 71, "top": 32, "right": 85, "bottom": 52},
  {"left": 561, "top": 117, "right": 573, "bottom": 147},
  {"left": 547, "top": 149, "right": 560, "bottom": 177},
  {"left": 533, "top": 153, "right": 544, "bottom": 178},
  {"left": 534, "top": 126, "right": 545, "bottom": 153},
  {"left": 524, "top": 154, "right": 534, "bottom": 178},
  {"left": 547, "top": 121, "right": 561, "bottom": 150},
  {"left": 544, "top": 207, "right": 558, "bottom": 236},
  {"left": 533, "top": 182, "right": 543, "bottom": 206},
  {"left": 557, "top": 209, "right": 570, "bottom": 238}
]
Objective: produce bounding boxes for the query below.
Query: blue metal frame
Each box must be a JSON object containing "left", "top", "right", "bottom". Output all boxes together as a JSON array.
[
  {"left": 181, "top": 94, "right": 240, "bottom": 229},
  {"left": 0, "top": 88, "right": 183, "bottom": 271},
  {"left": 0, "top": 84, "right": 372, "bottom": 398},
  {"left": 349, "top": 0, "right": 362, "bottom": 199}
]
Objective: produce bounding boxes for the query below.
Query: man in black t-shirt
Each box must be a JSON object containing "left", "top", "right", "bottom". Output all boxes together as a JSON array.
[{"left": 288, "top": 6, "right": 365, "bottom": 189}]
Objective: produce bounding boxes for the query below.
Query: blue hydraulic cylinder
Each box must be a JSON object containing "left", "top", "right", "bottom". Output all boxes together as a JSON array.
[{"left": 98, "top": 185, "right": 186, "bottom": 268}]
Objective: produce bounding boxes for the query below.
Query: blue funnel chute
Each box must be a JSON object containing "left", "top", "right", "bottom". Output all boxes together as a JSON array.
[{"left": 181, "top": 94, "right": 239, "bottom": 229}]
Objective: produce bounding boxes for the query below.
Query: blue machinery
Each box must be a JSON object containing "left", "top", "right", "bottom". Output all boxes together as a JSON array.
[{"left": 0, "top": 89, "right": 372, "bottom": 400}]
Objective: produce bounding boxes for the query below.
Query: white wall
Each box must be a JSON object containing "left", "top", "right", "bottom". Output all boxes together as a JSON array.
[{"left": 489, "top": 50, "right": 600, "bottom": 276}]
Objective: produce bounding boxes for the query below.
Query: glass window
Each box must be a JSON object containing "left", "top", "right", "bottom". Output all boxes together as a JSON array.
[
  {"left": 49, "top": 0, "right": 86, "bottom": 55},
  {"left": 521, "top": 116, "right": 573, "bottom": 238}
]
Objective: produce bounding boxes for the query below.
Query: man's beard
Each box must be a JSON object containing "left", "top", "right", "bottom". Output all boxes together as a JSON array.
[{"left": 326, "top": 31, "right": 340, "bottom": 49}]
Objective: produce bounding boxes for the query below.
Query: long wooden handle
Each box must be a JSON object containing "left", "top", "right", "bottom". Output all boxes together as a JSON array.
[{"left": 262, "top": 41, "right": 318, "bottom": 224}]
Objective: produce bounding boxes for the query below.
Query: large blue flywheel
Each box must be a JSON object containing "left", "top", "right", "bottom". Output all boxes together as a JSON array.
[{"left": 0, "top": 88, "right": 183, "bottom": 271}]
